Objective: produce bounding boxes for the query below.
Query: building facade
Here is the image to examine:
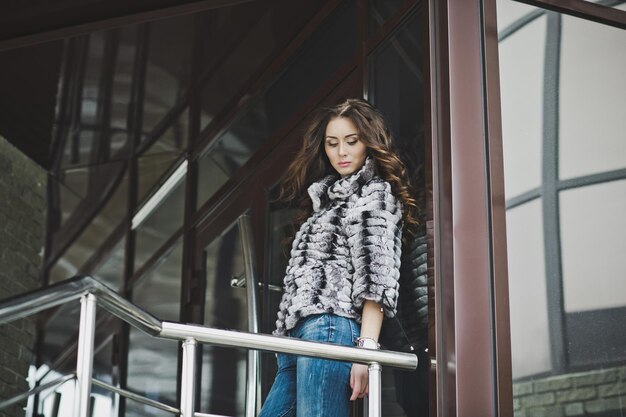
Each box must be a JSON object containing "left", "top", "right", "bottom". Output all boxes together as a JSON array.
[{"left": 0, "top": 0, "right": 624, "bottom": 416}]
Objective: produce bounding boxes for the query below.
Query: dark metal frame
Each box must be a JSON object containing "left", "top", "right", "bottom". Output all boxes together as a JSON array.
[{"left": 429, "top": 0, "right": 513, "bottom": 415}]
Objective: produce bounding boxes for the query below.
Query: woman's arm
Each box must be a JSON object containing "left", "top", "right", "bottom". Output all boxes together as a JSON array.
[{"left": 350, "top": 300, "right": 383, "bottom": 400}]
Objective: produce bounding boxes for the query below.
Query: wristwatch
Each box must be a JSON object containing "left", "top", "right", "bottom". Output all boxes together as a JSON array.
[{"left": 355, "top": 337, "right": 380, "bottom": 350}]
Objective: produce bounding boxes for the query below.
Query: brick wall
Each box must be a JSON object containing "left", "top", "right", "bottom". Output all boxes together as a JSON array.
[
  {"left": 514, "top": 365, "right": 626, "bottom": 417},
  {"left": 0, "top": 136, "right": 46, "bottom": 417}
]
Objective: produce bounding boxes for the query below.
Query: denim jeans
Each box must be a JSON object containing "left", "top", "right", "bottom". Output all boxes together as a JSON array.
[{"left": 259, "top": 314, "right": 360, "bottom": 417}]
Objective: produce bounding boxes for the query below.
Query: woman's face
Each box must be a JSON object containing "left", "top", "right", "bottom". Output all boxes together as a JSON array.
[{"left": 324, "top": 117, "right": 367, "bottom": 177}]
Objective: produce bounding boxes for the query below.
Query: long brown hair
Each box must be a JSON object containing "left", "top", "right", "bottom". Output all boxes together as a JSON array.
[{"left": 279, "top": 98, "right": 420, "bottom": 238}]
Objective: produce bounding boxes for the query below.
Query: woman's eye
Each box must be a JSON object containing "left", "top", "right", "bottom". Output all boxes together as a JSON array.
[
  {"left": 327, "top": 142, "right": 338, "bottom": 147},
  {"left": 347, "top": 140, "right": 358, "bottom": 146}
]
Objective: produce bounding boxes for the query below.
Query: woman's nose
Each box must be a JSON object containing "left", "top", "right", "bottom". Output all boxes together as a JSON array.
[{"left": 338, "top": 142, "right": 348, "bottom": 156}]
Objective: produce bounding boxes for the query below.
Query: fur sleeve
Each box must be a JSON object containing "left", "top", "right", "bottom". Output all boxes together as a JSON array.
[{"left": 345, "top": 178, "right": 403, "bottom": 317}]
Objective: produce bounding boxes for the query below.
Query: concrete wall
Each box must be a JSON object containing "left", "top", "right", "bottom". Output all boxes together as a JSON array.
[
  {"left": 0, "top": 136, "right": 46, "bottom": 417},
  {"left": 514, "top": 365, "right": 626, "bottom": 417}
]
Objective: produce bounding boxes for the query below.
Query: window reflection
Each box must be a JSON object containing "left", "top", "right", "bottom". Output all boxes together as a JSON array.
[
  {"left": 134, "top": 176, "right": 185, "bottom": 271},
  {"left": 137, "top": 109, "right": 188, "bottom": 203},
  {"left": 558, "top": 11, "right": 626, "bottom": 179},
  {"left": 126, "top": 241, "right": 182, "bottom": 409},
  {"left": 200, "top": 220, "right": 248, "bottom": 416},
  {"left": 196, "top": 1, "right": 356, "bottom": 209},
  {"left": 368, "top": 0, "right": 408, "bottom": 34},
  {"left": 198, "top": 0, "right": 325, "bottom": 127},
  {"left": 141, "top": 15, "right": 193, "bottom": 139},
  {"left": 50, "top": 167, "right": 128, "bottom": 283},
  {"left": 505, "top": 199, "right": 551, "bottom": 378},
  {"left": 498, "top": 0, "right": 626, "bottom": 414},
  {"left": 499, "top": 16, "right": 545, "bottom": 199}
]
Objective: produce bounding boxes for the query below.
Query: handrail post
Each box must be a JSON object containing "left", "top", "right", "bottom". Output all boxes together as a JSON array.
[
  {"left": 239, "top": 214, "right": 260, "bottom": 417},
  {"left": 180, "top": 338, "right": 198, "bottom": 417},
  {"left": 368, "top": 362, "right": 382, "bottom": 417},
  {"left": 74, "top": 293, "right": 97, "bottom": 417}
]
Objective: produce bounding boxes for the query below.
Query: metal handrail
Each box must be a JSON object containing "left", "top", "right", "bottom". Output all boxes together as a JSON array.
[
  {"left": 0, "top": 374, "right": 75, "bottom": 410},
  {"left": 0, "top": 275, "right": 417, "bottom": 417},
  {"left": 0, "top": 275, "right": 162, "bottom": 336}
]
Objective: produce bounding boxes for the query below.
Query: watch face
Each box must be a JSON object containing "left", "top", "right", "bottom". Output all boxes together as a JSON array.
[{"left": 357, "top": 338, "right": 379, "bottom": 349}]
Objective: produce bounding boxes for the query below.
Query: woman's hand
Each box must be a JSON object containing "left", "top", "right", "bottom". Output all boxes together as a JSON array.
[{"left": 350, "top": 363, "right": 369, "bottom": 400}]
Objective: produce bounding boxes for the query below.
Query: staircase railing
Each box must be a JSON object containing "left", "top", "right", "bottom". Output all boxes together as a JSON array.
[{"left": 0, "top": 275, "right": 417, "bottom": 417}]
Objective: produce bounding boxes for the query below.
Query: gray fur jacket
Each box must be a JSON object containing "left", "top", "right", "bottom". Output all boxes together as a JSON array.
[{"left": 274, "top": 157, "right": 403, "bottom": 336}]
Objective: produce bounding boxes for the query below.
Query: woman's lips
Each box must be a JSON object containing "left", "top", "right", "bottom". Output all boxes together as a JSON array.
[{"left": 338, "top": 161, "right": 351, "bottom": 167}]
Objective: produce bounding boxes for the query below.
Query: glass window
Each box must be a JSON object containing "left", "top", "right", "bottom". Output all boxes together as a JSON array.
[
  {"left": 110, "top": 25, "right": 138, "bottom": 157},
  {"left": 134, "top": 175, "right": 185, "bottom": 271},
  {"left": 368, "top": 13, "right": 425, "bottom": 176},
  {"left": 196, "top": 0, "right": 356, "bottom": 209},
  {"left": 498, "top": 0, "right": 626, "bottom": 414},
  {"left": 92, "top": 338, "right": 119, "bottom": 416},
  {"left": 506, "top": 199, "right": 551, "bottom": 378},
  {"left": 92, "top": 236, "right": 126, "bottom": 291},
  {"left": 39, "top": 303, "right": 81, "bottom": 368},
  {"left": 198, "top": 0, "right": 325, "bottom": 127},
  {"left": 81, "top": 31, "right": 106, "bottom": 126},
  {"left": 499, "top": 15, "right": 545, "bottom": 199},
  {"left": 560, "top": 180, "right": 626, "bottom": 313},
  {"left": 141, "top": 15, "right": 193, "bottom": 139},
  {"left": 368, "top": 0, "right": 410, "bottom": 34},
  {"left": 200, "top": 220, "right": 248, "bottom": 416},
  {"left": 126, "top": 241, "right": 182, "bottom": 410},
  {"left": 50, "top": 167, "right": 128, "bottom": 284},
  {"left": 558, "top": 11, "right": 626, "bottom": 180},
  {"left": 137, "top": 109, "right": 188, "bottom": 203},
  {"left": 496, "top": 0, "right": 540, "bottom": 30},
  {"left": 367, "top": 12, "right": 429, "bottom": 416},
  {"left": 61, "top": 130, "right": 96, "bottom": 168}
]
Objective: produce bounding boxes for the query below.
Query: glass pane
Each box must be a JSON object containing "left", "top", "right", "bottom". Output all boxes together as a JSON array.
[
  {"left": 126, "top": 327, "right": 179, "bottom": 410},
  {"left": 134, "top": 176, "right": 185, "bottom": 270},
  {"left": 499, "top": 14, "right": 545, "bottom": 199},
  {"left": 196, "top": 1, "right": 356, "bottom": 208},
  {"left": 560, "top": 181, "right": 626, "bottom": 366},
  {"left": 55, "top": 175, "right": 85, "bottom": 227},
  {"left": 498, "top": 1, "right": 626, "bottom": 415},
  {"left": 109, "top": 26, "right": 138, "bottom": 157},
  {"left": 368, "top": 0, "right": 410, "bottom": 34},
  {"left": 137, "top": 109, "right": 188, "bottom": 203},
  {"left": 61, "top": 130, "right": 95, "bottom": 168},
  {"left": 558, "top": 11, "right": 626, "bottom": 180},
  {"left": 81, "top": 31, "right": 106, "bottom": 125},
  {"left": 506, "top": 199, "right": 551, "bottom": 378},
  {"left": 92, "top": 236, "right": 126, "bottom": 291},
  {"left": 496, "top": 0, "right": 541, "bottom": 31},
  {"left": 560, "top": 181, "right": 626, "bottom": 313},
  {"left": 40, "top": 303, "right": 81, "bottom": 367},
  {"left": 92, "top": 338, "right": 119, "bottom": 416},
  {"left": 126, "top": 241, "right": 182, "bottom": 409},
  {"left": 141, "top": 15, "right": 193, "bottom": 138},
  {"left": 368, "top": 13, "right": 425, "bottom": 176},
  {"left": 50, "top": 167, "right": 128, "bottom": 284},
  {"left": 200, "top": 220, "right": 248, "bottom": 416},
  {"left": 261, "top": 194, "right": 294, "bottom": 401},
  {"left": 368, "top": 13, "right": 429, "bottom": 416},
  {"left": 198, "top": 0, "right": 325, "bottom": 127}
]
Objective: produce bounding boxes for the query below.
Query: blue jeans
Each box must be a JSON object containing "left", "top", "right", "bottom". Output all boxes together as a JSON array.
[{"left": 259, "top": 314, "right": 360, "bottom": 417}]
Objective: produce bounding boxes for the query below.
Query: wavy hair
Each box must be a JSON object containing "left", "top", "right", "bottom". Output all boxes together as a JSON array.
[{"left": 279, "top": 98, "right": 420, "bottom": 239}]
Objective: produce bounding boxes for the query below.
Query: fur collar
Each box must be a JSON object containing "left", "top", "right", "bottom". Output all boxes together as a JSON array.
[{"left": 307, "top": 156, "right": 377, "bottom": 212}]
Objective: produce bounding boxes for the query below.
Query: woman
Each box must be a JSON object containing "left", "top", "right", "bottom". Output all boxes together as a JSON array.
[{"left": 260, "top": 98, "right": 419, "bottom": 417}]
